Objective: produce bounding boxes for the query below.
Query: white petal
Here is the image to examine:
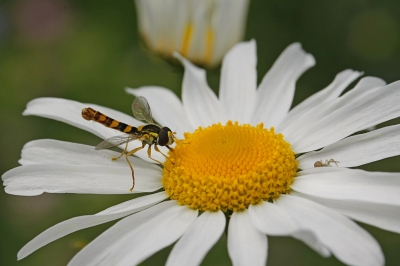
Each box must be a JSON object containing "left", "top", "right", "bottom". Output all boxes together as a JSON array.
[
  {"left": 69, "top": 201, "right": 178, "bottom": 265},
  {"left": 19, "top": 139, "right": 158, "bottom": 169},
  {"left": 174, "top": 52, "right": 221, "bottom": 127},
  {"left": 293, "top": 191, "right": 400, "bottom": 234},
  {"left": 166, "top": 211, "right": 225, "bottom": 266},
  {"left": 286, "top": 76, "right": 385, "bottom": 145},
  {"left": 278, "top": 69, "right": 362, "bottom": 133},
  {"left": 2, "top": 163, "right": 162, "bottom": 195},
  {"left": 248, "top": 201, "right": 298, "bottom": 235},
  {"left": 70, "top": 201, "right": 198, "bottom": 266},
  {"left": 291, "top": 230, "right": 331, "bottom": 258},
  {"left": 298, "top": 124, "right": 400, "bottom": 169},
  {"left": 23, "top": 97, "right": 140, "bottom": 140},
  {"left": 219, "top": 40, "right": 257, "bottom": 123},
  {"left": 22, "top": 97, "right": 163, "bottom": 163},
  {"left": 211, "top": 0, "right": 250, "bottom": 67},
  {"left": 276, "top": 194, "right": 384, "bottom": 266},
  {"left": 125, "top": 86, "right": 193, "bottom": 137},
  {"left": 251, "top": 43, "right": 315, "bottom": 128},
  {"left": 249, "top": 202, "right": 330, "bottom": 257},
  {"left": 18, "top": 192, "right": 167, "bottom": 260},
  {"left": 293, "top": 168, "right": 400, "bottom": 205},
  {"left": 228, "top": 211, "right": 267, "bottom": 266},
  {"left": 290, "top": 80, "right": 400, "bottom": 153}
]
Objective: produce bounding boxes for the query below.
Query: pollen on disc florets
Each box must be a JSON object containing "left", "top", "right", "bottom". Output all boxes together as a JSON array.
[{"left": 162, "top": 121, "right": 298, "bottom": 212}]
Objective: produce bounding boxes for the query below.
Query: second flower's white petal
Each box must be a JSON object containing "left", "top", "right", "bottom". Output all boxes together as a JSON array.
[
  {"left": 291, "top": 80, "right": 400, "bottom": 153},
  {"left": 298, "top": 124, "right": 400, "bottom": 169},
  {"left": 228, "top": 211, "right": 267, "bottom": 266},
  {"left": 211, "top": 0, "right": 250, "bottom": 66},
  {"left": 166, "top": 211, "right": 225, "bottom": 266},
  {"left": 251, "top": 43, "right": 315, "bottom": 128},
  {"left": 219, "top": 40, "right": 257, "bottom": 123},
  {"left": 278, "top": 70, "right": 363, "bottom": 133},
  {"left": 276, "top": 195, "right": 384, "bottom": 266},
  {"left": 19, "top": 139, "right": 158, "bottom": 169},
  {"left": 76, "top": 202, "right": 198, "bottom": 266},
  {"left": 248, "top": 201, "right": 298, "bottom": 235},
  {"left": 126, "top": 86, "right": 193, "bottom": 137},
  {"left": 2, "top": 164, "right": 162, "bottom": 195},
  {"left": 293, "top": 191, "right": 400, "bottom": 234},
  {"left": 18, "top": 192, "right": 167, "bottom": 260},
  {"left": 293, "top": 168, "right": 400, "bottom": 205},
  {"left": 174, "top": 52, "right": 221, "bottom": 126}
]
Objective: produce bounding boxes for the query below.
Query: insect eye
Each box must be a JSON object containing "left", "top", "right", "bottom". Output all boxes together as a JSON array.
[{"left": 158, "top": 127, "right": 172, "bottom": 146}]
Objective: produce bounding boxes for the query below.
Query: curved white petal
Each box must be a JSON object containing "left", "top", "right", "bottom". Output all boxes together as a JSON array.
[
  {"left": 174, "top": 52, "right": 221, "bottom": 127},
  {"left": 69, "top": 201, "right": 177, "bottom": 265},
  {"left": 249, "top": 201, "right": 330, "bottom": 257},
  {"left": 23, "top": 97, "right": 141, "bottom": 139},
  {"left": 248, "top": 201, "right": 298, "bottom": 235},
  {"left": 228, "top": 211, "right": 267, "bottom": 266},
  {"left": 293, "top": 168, "right": 400, "bottom": 205},
  {"left": 251, "top": 43, "right": 315, "bottom": 128},
  {"left": 19, "top": 139, "right": 158, "bottom": 169},
  {"left": 166, "top": 211, "right": 225, "bottom": 266},
  {"left": 125, "top": 86, "right": 193, "bottom": 137},
  {"left": 18, "top": 192, "right": 167, "bottom": 260},
  {"left": 22, "top": 97, "right": 164, "bottom": 163},
  {"left": 219, "top": 40, "right": 257, "bottom": 123},
  {"left": 290, "top": 80, "right": 400, "bottom": 153},
  {"left": 276, "top": 195, "right": 384, "bottom": 266},
  {"left": 291, "top": 230, "right": 331, "bottom": 258},
  {"left": 286, "top": 76, "right": 385, "bottom": 146},
  {"left": 293, "top": 191, "right": 400, "bottom": 234},
  {"left": 278, "top": 69, "right": 363, "bottom": 133},
  {"left": 70, "top": 201, "right": 198, "bottom": 266},
  {"left": 298, "top": 124, "right": 400, "bottom": 169},
  {"left": 2, "top": 163, "right": 162, "bottom": 196}
]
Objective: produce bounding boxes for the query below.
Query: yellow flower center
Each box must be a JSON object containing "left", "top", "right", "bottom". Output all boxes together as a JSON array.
[{"left": 162, "top": 121, "right": 298, "bottom": 212}]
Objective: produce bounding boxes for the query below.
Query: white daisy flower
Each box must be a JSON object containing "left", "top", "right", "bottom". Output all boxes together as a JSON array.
[
  {"left": 3, "top": 40, "right": 400, "bottom": 266},
  {"left": 135, "top": 0, "right": 250, "bottom": 68}
]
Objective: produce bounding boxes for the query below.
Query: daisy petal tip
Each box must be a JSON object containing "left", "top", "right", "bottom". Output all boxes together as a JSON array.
[
  {"left": 172, "top": 51, "right": 183, "bottom": 60},
  {"left": 289, "top": 42, "right": 316, "bottom": 66}
]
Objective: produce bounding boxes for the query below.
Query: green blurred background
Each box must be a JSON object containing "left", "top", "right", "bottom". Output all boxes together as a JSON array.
[{"left": 1, "top": 0, "right": 400, "bottom": 265}]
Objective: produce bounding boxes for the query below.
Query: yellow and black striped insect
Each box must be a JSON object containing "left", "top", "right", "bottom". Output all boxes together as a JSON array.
[{"left": 82, "top": 96, "right": 176, "bottom": 191}]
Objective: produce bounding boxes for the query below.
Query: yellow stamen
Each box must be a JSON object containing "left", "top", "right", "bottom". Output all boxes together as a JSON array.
[
  {"left": 163, "top": 121, "right": 298, "bottom": 212},
  {"left": 180, "top": 23, "right": 194, "bottom": 57},
  {"left": 204, "top": 27, "right": 214, "bottom": 67}
]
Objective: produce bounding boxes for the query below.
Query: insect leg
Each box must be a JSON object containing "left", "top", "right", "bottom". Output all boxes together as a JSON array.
[
  {"left": 125, "top": 156, "right": 135, "bottom": 192},
  {"left": 111, "top": 139, "right": 130, "bottom": 161},
  {"left": 154, "top": 145, "right": 175, "bottom": 165},
  {"left": 147, "top": 145, "right": 164, "bottom": 165},
  {"left": 124, "top": 142, "right": 147, "bottom": 192}
]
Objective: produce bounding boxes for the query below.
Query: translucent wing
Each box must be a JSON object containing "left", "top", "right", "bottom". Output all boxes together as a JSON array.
[
  {"left": 95, "top": 134, "right": 138, "bottom": 150},
  {"left": 132, "top": 96, "right": 153, "bottom": 124}
]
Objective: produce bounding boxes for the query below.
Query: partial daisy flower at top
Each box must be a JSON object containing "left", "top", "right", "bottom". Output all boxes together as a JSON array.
[
  {"left": 3, "top": 40, "right": 400, "bottom": 266},
  {"left": 134, "top": 0, "right": 250, "bottom": 68}
]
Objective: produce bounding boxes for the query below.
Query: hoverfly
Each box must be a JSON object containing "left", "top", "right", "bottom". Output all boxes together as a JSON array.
[
  {"left": 81, "top": 96, "right": 176, "bottom": 191},
  {"left": 314, "top": 159, "right": 339, "bottom": 167}
]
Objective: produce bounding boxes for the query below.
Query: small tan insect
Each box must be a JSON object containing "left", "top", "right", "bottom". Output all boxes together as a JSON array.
[{"left": 314, "top": 159, "right": 339, "bottom": 167}]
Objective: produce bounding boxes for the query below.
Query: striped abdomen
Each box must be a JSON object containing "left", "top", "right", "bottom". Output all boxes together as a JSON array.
[{"left": 82, "top": 107, "right": 139, "bottom": 134}]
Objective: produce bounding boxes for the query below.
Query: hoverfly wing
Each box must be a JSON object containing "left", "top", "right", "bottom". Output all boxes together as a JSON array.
[
  {"left": 95, "top": 134, "right": 137, "bottom": 150},
  {"left": 132, "top": 96, "right": 154, "bottom": 124}
]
